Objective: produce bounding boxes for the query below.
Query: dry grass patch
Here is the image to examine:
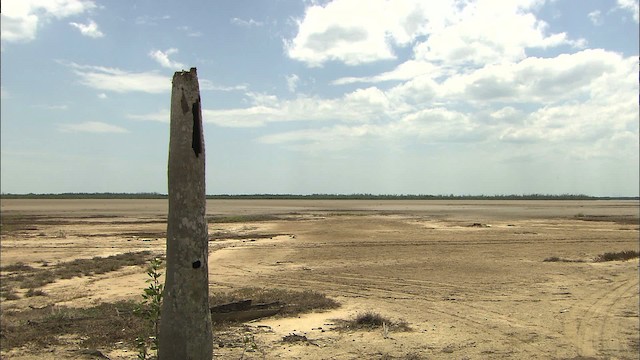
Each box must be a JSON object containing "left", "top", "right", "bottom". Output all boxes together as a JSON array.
[
  {"left": 0, "top": 262, "right": 34, "bottom": 272},
  {"left": 210, "top": 287, "right": 339, "bottom": 320},
  {"left": 2, "top": 251, "right": 154, "bottom": 290},
  {"left": 0, "top": 301, "right": 147, "bottom": 350}
]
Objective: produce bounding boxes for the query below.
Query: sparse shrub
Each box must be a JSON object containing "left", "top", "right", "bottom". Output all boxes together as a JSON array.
[
  {"left": 336, "top": 311, "right": 410, "bottom": 331},
  {"left": 355, "top": 311, "right": 387, "bottom": 328},
  {"left": 25, "top": 288, "right": 47, "bottom": 297},
  {"left": 594, "top": 250, "right": 639, "bottom": 262}
]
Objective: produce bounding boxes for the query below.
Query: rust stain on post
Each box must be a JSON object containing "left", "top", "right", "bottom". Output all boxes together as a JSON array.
[{"left": 159, "top": 67, "right": 213, "bottom": 360}]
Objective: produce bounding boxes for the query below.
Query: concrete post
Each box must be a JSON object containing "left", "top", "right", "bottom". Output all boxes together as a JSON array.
[{"left": 159, "top": 68, "right": 213, "bottom": 360}]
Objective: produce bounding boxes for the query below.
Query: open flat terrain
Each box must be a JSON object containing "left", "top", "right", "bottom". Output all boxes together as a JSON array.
[{"left": 1, "top": 199, "right": 639, "bottom": 359}]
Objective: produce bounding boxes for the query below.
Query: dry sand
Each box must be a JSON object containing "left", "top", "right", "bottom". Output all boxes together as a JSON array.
[{"left": 1, "top": 199, "right": 638, "bottom": 359}]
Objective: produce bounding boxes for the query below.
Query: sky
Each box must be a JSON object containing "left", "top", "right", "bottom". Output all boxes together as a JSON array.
[{"left": 1, "top": 0, "right": 639, "bottom": 196}]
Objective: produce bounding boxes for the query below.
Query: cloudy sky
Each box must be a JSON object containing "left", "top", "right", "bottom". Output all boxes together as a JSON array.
[{"left": 1, "top": 0, "right": 638, "bottom": 196}]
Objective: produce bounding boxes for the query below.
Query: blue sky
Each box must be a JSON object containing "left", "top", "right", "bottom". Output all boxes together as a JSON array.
[{"left": 1, "top": 0, "right": 638, "bottom": 196}]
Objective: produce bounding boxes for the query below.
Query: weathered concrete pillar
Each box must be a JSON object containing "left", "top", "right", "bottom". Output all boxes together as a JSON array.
[{"left": 159, "top": 67, "right": 213, "bottom": 360}]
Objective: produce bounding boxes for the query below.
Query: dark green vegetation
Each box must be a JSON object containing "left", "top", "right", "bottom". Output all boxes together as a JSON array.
[{"left": 3, "top": 192, "right": 637, "bottom": 200}]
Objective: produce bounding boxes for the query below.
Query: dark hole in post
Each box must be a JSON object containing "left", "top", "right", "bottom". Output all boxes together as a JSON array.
[
  {"left": 191, "top": 97, "right": 202, "bottom": 157},
  {"left": 192, "top": 260, "right": 201, "bottom": 269}
]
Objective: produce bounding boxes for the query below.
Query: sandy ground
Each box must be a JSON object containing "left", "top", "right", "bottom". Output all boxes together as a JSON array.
[{"left": 1, "top": 199, "right": 638, "bottom": 359}]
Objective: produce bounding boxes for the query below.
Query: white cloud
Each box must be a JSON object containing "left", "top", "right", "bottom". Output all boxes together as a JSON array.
[
  {"left": 383, "top": 49, "right": 624, "bottom": 105},
  {"left": 97, "top": 93, "right": 108, "bottom": 99},
  {"left": 126, "top": 110, "right": 169, "bottom": 123},
  {"left": 1, "top": 0, "right": 97, "bottom": 42},
  {"left": 332, "top": 60, "right": 441, "bottom": 85},
  {"left": 204, "top": 87, "right": 391, "bottom": 127},
  {"left": 69, "top": 19, "right": 104, "bottom": 38},
  {"left": 199, "top": 79, "right": 247, "bottom": 92},
  {"left": 135, "top": 14, "right": 171, "bottom": 26},
  {"left": 588, "top": 10, "right": 603, "bottom": 26},
  {"left": 285, "top": 74, "right": 300, "bottom": 92},
  {"left": 616, "top": 0, "right": 639, "bottom": 23},
  {"left": 412, "top": 0, "right": 582, "bottom": 67},
  {"left": 58, "top": 121, "right": 128, "bottom": 133},
  {"left": 286, "top": 0, "right": 581, "bottom": 67},
  {"left": 286, "top": 0, "right": 433, "bottom": 66},
  {"left": 230, "top": 17, "right": 264, "bottom": 27},
  {"left": 177, "top": 25, "right": 202, "bottom": 37},
  {"left": 227, "top": 47, "right": 636, "bottom": 161},
  {"left": 148, "top": 48, "right": 186, "bottom": 70},
  {"left": 67, "top": 62, "right": 170, "bottom": 93},
  {"left": 40, "top": 104, "right": 69, "bottom": 110}
]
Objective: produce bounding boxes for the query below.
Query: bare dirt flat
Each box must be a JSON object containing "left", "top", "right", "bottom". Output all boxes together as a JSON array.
[{"left": 1, "top": 199, "right": 638, "bottom": 359}]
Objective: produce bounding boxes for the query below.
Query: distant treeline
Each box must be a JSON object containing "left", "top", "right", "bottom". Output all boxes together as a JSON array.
[{"left": 1, "top": 192, "right": 638, "bottom": 200}]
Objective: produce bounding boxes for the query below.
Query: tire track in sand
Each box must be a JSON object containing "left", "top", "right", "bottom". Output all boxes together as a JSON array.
[
  {"left": 563, "top": 275, "right": 639, "bottom": 358},
  {"left": 261, "top": 272, "right": 558, "bottom": 357}
]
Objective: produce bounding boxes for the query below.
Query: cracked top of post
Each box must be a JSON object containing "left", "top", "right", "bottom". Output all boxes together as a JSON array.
[{"left": 173, "top": 67, "right": 198, "bottom": 81}]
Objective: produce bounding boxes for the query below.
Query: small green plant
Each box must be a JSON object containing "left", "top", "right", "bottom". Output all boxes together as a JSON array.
[
  {"left": 239, "top": 332, "right": 264, "bottom": 360},
  {"left": 134, "top": 257, "right": 164, "bottom": 360}
]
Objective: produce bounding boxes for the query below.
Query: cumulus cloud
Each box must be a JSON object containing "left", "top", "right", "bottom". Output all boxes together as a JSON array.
[
  {"left": 285, "top": 0, "right": 429, "bottom": 66},
  {"left": 381, "top": 49, "right": 624, "bottom": 105},
  {"left": 210, "top": 45, "right": 637, "bottom": 161},
  {"left": 148, "top": 48, "right": 186, "bottom": 70},
  {"left": 58, "top": 121, "right": 128, "bottom": 133},
  {"left": 66, "top": 62, "right": 170, "bottom": 93},
  {"left": 69, "top": 19, "right": 104, "bottom": 38},
  {"left": 286, "top": 0, "right": 582, "bottom": 67},
  {"left": 1, "top": 0, "right": 97, "bottom": 42}
]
